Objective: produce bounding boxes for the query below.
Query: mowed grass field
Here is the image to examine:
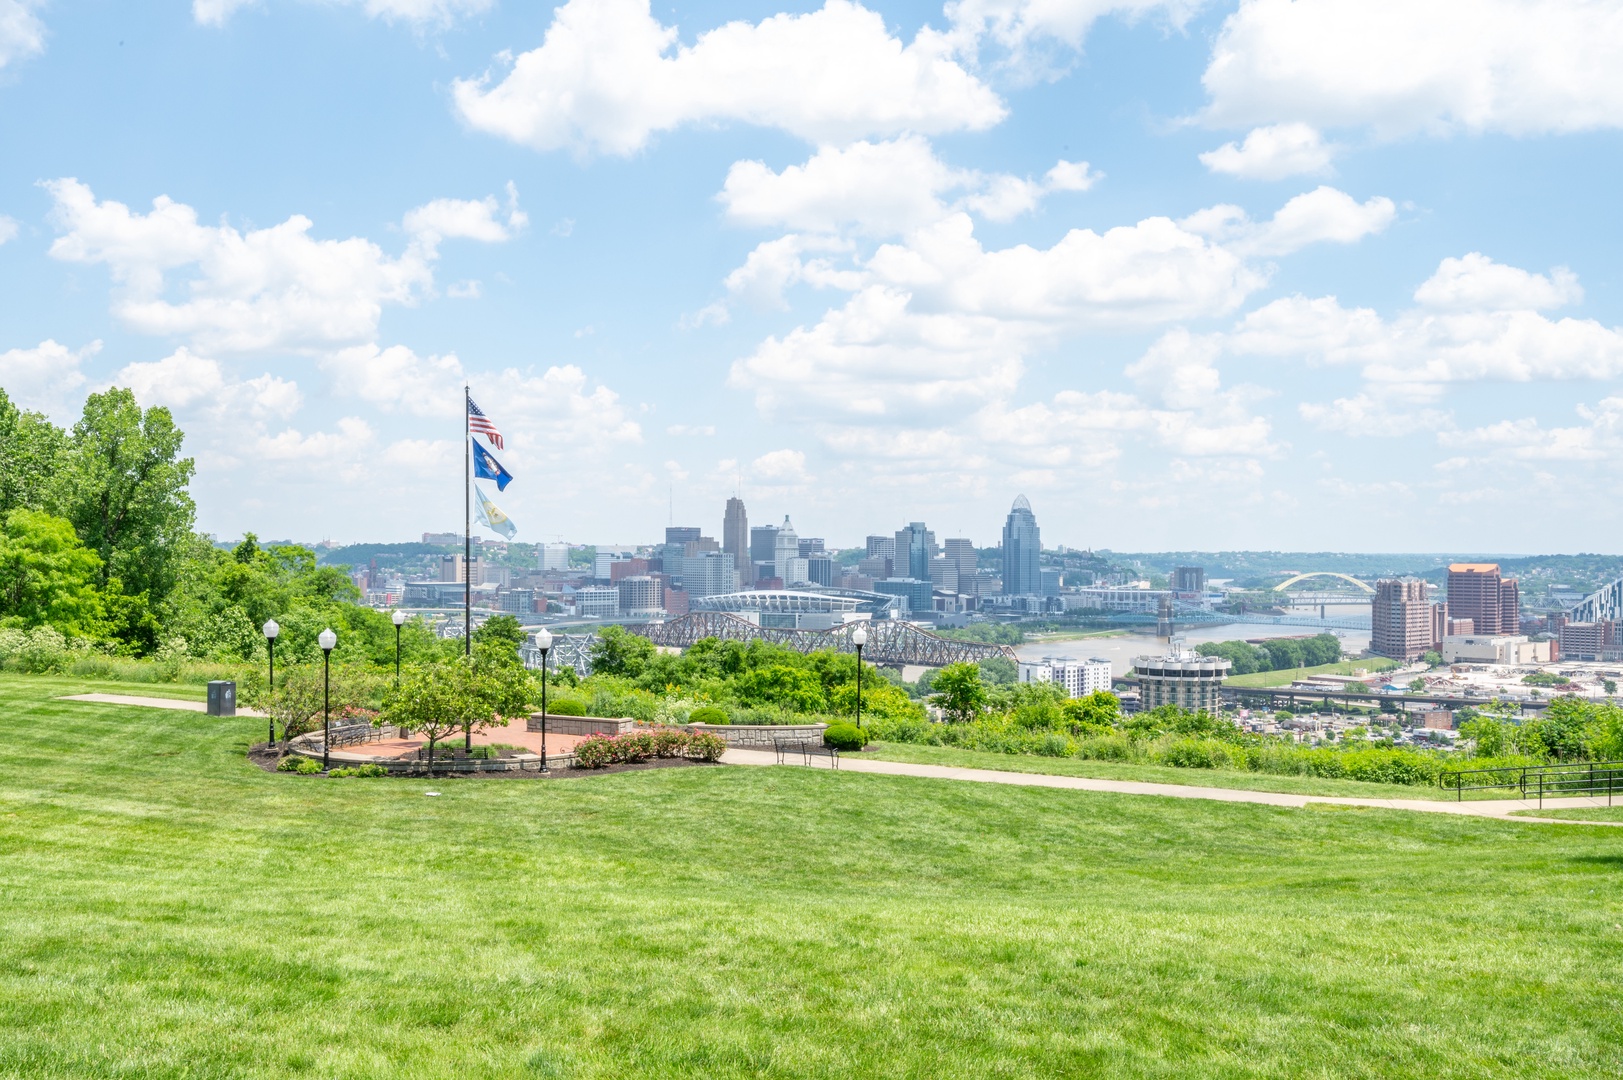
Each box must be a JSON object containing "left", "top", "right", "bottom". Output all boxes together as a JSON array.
[{"left": 2, "top": 676, "right": 1622, "bottom": 1078}]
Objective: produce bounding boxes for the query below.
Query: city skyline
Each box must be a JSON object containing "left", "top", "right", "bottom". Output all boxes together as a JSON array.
[{"left": 3, "top": 2, "right": 1623, "bottom": 552}]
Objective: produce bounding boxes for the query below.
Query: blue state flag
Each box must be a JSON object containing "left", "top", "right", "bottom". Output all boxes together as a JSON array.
[
  {"left": 475, "top": 486, "right": 518, "bottom": 540},
  {"left": 471, "top": 441, "right": 514, "bottom": 491}
]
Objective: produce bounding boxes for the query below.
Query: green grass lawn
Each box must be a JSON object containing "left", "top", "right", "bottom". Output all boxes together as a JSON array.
[
  {"left": 1511, "top": 805, "right": 1623, "bottom": 822},
  {"left": 862, "top": 741, "right": 1506, "bottom": 800},
  {"left": 3, "top": 673, "right": 1623, "bottom": 1078},
  {"left": 1224, "top": 657, "right": 1401, "bottom": 689}
]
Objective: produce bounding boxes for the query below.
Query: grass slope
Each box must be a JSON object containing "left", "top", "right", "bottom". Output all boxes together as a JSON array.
[
  {"left": 1224, "top": 657, "right": 1402, "bottom": 689},
  {"left": 1511, "top": 805, "right": 1623, "bottom": 822},
  {"left": 861, "top": 741, "right": 1500, "bottom": 800},
  {"left": 2, "top": 674, "right": 1622, "bottom": 1078}
]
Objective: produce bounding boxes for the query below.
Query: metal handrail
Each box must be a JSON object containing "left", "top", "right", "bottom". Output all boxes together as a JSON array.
[{"left": 1447, "top": 759, "right": 1623, "bottom": 806}]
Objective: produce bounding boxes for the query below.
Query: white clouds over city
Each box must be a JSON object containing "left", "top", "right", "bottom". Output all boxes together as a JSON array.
[{"left": 453, "top": 0, "right": 1006, "bottom": 156}]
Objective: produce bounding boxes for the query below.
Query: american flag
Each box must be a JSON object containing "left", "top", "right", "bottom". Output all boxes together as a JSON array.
[{"left": 467, "top": 397, "right": 504, "bottom": 449}]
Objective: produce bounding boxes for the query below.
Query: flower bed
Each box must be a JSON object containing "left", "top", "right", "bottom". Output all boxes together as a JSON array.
[{"left": 573, "top": 726, "right": 728, "bottom": 769}]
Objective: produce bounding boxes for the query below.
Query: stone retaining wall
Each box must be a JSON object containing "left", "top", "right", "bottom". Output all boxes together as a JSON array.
[
  {"left": 684, "top": 722, "right": 827, "bottom": 747},
  {"left": 526, "top": 714, "right": 636, "bottom": 737}
]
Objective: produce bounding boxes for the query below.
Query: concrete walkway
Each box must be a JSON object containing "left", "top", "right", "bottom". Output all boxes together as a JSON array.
[
  {"left": 720, "top": 747, "right": 1623, "bottom": 826},
  {"left": 60, "top": 693, "right": 265, "bottom": 718}
]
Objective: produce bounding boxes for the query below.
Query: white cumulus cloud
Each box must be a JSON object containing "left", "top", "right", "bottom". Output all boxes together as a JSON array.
[
  {"left": 1413, "top": 252, "right": 1582, "bottom": 311},
  {"left": 719, "top": 137, "right": 1099, "bottom": 236},
  {"left": 452, "top": 0, "right": 1006, "bottom": 156},
  {"left": 1233, "top": 256, "right": 1623, "bottom": 385},
  {"left": 1202, "top": 0, "right": 1623, "bottom": 137},
  {"left": 403, "top": 183, "right": 528, "bottom": 251},
  {"left": 0, "top": 339, "right": 97, "bottom": 416},
  {"left": 0, "top": 0, "right": 44, "bottom": 70},
  {"left": 43, "top": 180, "right": 522, "bottom": 355},
  {"left": 114, "top": 347, "right": 304, "bottom": 418},
  {"left": 1181, "top": 186, "right": 1395, "bottom": 257},
  {"left": 1199, "top": 123, "right": 1336, "bottom": 180}
]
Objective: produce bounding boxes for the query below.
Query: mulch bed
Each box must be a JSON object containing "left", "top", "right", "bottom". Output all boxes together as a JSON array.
[{"left": 244, "top": 743, "right": 722, "bottom": 780}]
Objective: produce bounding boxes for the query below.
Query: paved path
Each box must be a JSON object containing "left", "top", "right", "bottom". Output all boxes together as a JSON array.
[
  {"left": 720, "top": 748, "right": 1623, "bottom": 826},
  {"left": 60, "top": 693, "right": 265, "bottom": 718}
]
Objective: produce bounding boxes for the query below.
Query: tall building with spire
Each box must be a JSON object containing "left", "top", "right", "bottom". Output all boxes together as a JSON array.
[
  {"left": 774, "top": 515, "right": 801, "bottom": 583},
  {"left": 723, "top": 496, "right": 748, "bottom": 577},
  {"left": 1002, "top": 495, "right": 1041, "bottom": 596}
]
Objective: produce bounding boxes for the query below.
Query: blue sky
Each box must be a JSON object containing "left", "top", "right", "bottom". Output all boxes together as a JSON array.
[{"left": 2, "top": 0, "right": 1621, "bottom": 553}]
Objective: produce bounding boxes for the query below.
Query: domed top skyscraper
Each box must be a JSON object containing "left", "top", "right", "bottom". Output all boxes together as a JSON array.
[{"left": 1002, "top": 495, "right": 1040, "bottom": 596}]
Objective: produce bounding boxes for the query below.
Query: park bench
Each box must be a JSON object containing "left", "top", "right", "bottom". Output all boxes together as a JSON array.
[{"left": 774, "top": 737, "right": 839, "bottom": 769}]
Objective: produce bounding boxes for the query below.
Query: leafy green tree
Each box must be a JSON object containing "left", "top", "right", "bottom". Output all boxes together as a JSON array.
[
  {"left": 0, "top": 391, "right": 69, "bottom": 517},
  {"left": 381, "top": 665, "right": 464, "bottom": 770},
  {"left": 0, "top": 510, "right": 104, "bottom": 635},
  {"left": 827, "top": 678, "right": 924, "bottom": 722},
  {"left": 735, "top": 664, "right": 826, "bottom": 712},
  {"left": 589, "top": 624, "right": 656, "bottom": 677},
  {"left": 472, "top": 614, "right": 526, "bottom": 667},
  {"left": 977, "top": 655, "right": 1018, "bottom": 686},
  {"left": 1407, "top": 678, "right": 1427, "bottom": 693},
  {"left": 58, "top": 388, "right": 196, "bottom": 607},
  {"left": 1606, "top": 679, "right": 1618, "bottom": 697},
  {"left": 1421, "top": 650, "right": 1443, "bottom": 668},
  {"left": 1458, "top": 715, "right": 1508, "bottom": 757},
  {"left": 1062, "top": 690, "right": 1121, "bottom": 735},
  {"left": 933, "top": 662, "right": 988, "bottom": 722}
]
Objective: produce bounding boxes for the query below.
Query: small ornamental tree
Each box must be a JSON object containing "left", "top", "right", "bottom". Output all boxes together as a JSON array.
[
  {"left": 456, "top": 657, "right": 534, "bottom": 750},
  {"left": 932, "top": 662, "right": 988, "bottom": 723},
  {"left": 381, "top": 665, "right": 462, "bottom": 773}
]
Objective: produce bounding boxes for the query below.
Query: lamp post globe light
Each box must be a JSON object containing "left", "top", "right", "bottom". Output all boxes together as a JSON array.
[
  {"left": 391, "top": 609, "right": 406, "bottom": 684},
  {"left": 261, "top": 619, "right": 279, "bottom": 747},
  {"left": 851, "top": 624, "right": 868, "bottom": 743},
  {"left": 535, "top": 628, "right": 553, "bottom": 774},
  {"left": 318, "top": 628, "right": 337, "bottom": 770}
]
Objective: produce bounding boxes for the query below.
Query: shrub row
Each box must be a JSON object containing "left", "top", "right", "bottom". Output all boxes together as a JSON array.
[{"left": 572, "top": 726, "right": 728, "bottom": 768}]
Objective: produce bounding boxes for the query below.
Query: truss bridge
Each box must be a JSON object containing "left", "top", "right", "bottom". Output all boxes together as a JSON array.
[{"left": 629, "top": 611, "right": 1018, "bottom": 667}]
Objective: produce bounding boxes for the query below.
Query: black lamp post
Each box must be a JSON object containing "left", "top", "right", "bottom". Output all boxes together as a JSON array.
[
  {"left": 319, "top": 627, "right": 337, "bottom": 770},
  {"left": 391, "top": 609, "right": 406, "bottom": 685},
  {"left": 262, "top": 618, "right": 279, "bottom": 747},
  {"left": 535, "top": 628, "right": 553, "bottom": 773},
  {"left": 852, "top": 623, "right": 868, "bottom": 744}
]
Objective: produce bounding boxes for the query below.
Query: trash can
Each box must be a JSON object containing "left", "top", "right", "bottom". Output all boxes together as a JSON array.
[{"left": 207, "top": 680, "right": 237, "bottom": 717}]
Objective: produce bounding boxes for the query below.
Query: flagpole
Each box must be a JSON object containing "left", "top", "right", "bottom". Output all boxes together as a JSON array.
[{"left": 464, "top": 383, "right": 471, "bottom": 658}]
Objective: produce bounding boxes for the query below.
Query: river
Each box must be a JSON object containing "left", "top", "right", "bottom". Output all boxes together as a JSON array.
[{"left": 1014, "top": 608, "right": 1373, "bottom": 676}]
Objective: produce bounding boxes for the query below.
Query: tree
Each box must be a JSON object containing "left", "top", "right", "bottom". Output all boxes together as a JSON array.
[
  {"left": 457, "top": 657, "right": 534, "bottom": 749},
  {"left": 734, "top": 664, "right": 826, "bottom": 712},
  {"left": 588, "top": 624, "right": 655, "bottom": 677},
  {"left": 472, "top": 614, "right": 526, "bottom": 667},
  {"left": 58, "top": 388, "right": 196, "bottom": 607},
  {"left": 0, "top": 390, "right": 68, "bottom": 517},
  {"left": 1458, "top": 715, "right": 1508, "bottom": 757},
  {"left": 0, "top": 510, "right": 104, "bottom": 635},
  {"left": 1063, "top": 690, "right": 1122, "bottom": 735},
  {"left": 1421, "top": 651, "right": 1443, "bottom": 668},
  {"left": 382, "top": 665, "right": 464, "bottom": 772},
  {"left": 932, "top": 662, "right": 988, "bottom": 723},
  {"left": 1407, "top": 678, "right": 1427, "bottom": 693},
  {"left": 1606, "top": 679, "right": 1618, "bottom": 697}
]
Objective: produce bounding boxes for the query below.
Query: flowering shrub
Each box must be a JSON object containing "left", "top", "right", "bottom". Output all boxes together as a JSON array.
[{"left": 572, "top": 726, "right": 728, "bottom": 768}]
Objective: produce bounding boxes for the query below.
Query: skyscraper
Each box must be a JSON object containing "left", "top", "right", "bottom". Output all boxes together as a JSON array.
[
  {"left": 723, "top": 497, "right": 748, "bottom": 577},
  {"left": 894, "top": 522, "right": 935, "bottom": 581},
  {"left": 1372, "top": 578, "right": 1434, "bottom": 661},
  {"left": 1002, "top": 495, "right": 1040, "bottom": 596},
  {"left": 1447, "top": 563, "right": 1521, "bottom": 635},
  {"left": 774, "top": 516, "right": 800, "bottom": 583}
]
